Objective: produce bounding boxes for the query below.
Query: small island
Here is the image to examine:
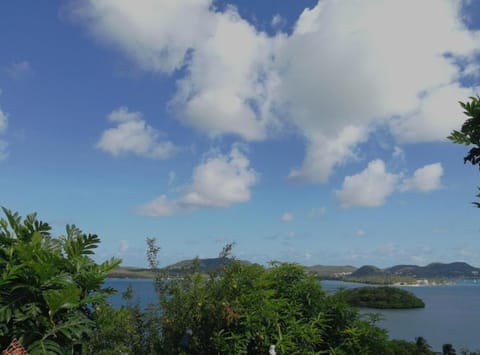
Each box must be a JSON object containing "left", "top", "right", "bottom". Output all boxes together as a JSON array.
[{"left": 340, "top": 286, "right": 425, "bottom": 309}]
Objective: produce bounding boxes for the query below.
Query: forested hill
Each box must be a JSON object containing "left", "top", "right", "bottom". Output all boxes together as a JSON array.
[
  {"left": 349, "top": 262, "right": 480, "bottom": 280},
  {"left": 109, "top": 257, "right": 251, "bottom": 278},
  {"left": 163, "top": 257, "right": 252, "bottom": 274},
  {"left": 108, "top": 260, "right": 480, "bottom": 280}
]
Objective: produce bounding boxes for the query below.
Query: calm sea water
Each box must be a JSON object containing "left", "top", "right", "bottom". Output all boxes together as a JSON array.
[{"left": 105, "top": 278, "right": 480, "bottom": 352}]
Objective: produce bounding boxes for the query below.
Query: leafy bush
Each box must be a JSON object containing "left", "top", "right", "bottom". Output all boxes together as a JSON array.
[
  {"left": 153, "top": 249, "right": 393, "bottom": 354},
  {"left": 0, "top": 208, "right": 120, "bottom": 354},
  {"left": 87, "top": 240, "right": 436, "bottom": 354}
]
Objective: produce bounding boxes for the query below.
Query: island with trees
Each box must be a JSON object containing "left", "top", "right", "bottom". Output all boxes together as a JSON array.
[{"left": 339, "top": 286, "right": 425, "bottom": 309}]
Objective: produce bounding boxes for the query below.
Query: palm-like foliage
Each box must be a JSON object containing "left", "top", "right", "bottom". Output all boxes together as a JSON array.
[
  {"left": 448, "top": 96, "right": 480, "bottom": 207},
  {"left": 0, "top": 208, "right": 120, "bottom": 354}
]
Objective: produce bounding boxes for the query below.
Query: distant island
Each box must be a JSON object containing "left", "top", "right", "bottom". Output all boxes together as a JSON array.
[
  {"left": 323, "top": 262, "right": 480, "bottom": 285},
  {"left": 108, "top": 259, "right": 480, "bottom": 285},
  {"left": 340, "top": 286, "right": 425, "bottom": 309}
]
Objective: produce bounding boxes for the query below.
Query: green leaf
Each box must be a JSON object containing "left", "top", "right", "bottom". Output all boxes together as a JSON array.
[
  {"left": 28, "top": 339, "right": 63, "bottom": 355},
  {"left": 43, "top": 284, "right": 81, "bottom": 315},
  {"left": 46, "top": 315, "right": 94, "bottom": 341}
]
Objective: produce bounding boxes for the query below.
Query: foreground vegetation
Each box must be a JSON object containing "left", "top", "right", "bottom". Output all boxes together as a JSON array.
[
  {"left": 2, "top": 209, "right": 479, "bottom": 354},
  {"left": 340, "top": 287, "right": 425, "bottom": 309}
]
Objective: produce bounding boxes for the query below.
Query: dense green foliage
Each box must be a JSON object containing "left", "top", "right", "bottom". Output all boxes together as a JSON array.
[
  {"left": 149, "top": 241, "right": 394, "bottom": 354},
  {"left": 340, "top": 287, "right": 425, "bottom": 309},
  {"left": 2, "top": 211, "right": 473, "bottom": 354},
  {"left": 448, "top": 96, "right": 480, "bottom": 207},
  {"left": 0, "top": 208, "right": 120, "bottom": 354},
  {"left": 89, "top": 241, "right": 439, "bottom": 354}
]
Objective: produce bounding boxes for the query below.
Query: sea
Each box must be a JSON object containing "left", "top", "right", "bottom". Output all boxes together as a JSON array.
[{"left": 105, "top": 278, "right": 480, "bottom": 352}]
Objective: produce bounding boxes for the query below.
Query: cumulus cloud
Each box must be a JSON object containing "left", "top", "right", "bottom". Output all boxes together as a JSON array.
[
  {"left": 280, "top": 0, "right": 479, "bottom": 181},
  {"left": 288, "top": 126, "right": 368, "bottom": 183},
  {"left": 336, "top": 160, "right": 400, "bottom": 208},
  {"left": 139, "top": 147, "right": 258, "bottom": 216},
  {"left": 97, "top": 107, "right": 176, "bottom": 159},
  {"left": 337, "top": 160, "right": 444, "bottom": 208},
  {"left": 171, "top": 8, "right": 280, "bottom": 141},
  {"left": 390, "top": 84, "right": 475, "bottom": 143},
  {"left": 180, "top": 147, "right": 258, "bottom": 207},
  {"left": 71, "top": 0, "right": 278, "bottom": 141},
  {"left": 401, "top": 163, "right": 444, "bottom": 192},
  {"left": 281, "top": 212, "right": 294, "bottom": 222},
  {"left": 68, "top": 0, "right": 214, "bottom": 73},
  {"left": 70, "top": 0, "right": 480, "bottom": 182}
]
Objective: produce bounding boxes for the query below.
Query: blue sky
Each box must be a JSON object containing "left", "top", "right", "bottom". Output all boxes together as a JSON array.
[{"left": 1, "top": 0, "right": 480, "bottom": 267}]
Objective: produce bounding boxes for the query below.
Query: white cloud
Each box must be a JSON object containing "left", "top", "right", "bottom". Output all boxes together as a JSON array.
[
  {"left": 72, "top": 1, "right": 278, "bottom": 141},
  {"left": 279, "top": 0, "right": 479, "bottom": 181},
  {"left": 401, "top": 163, "right": 444, "bottom": 192},
  {"left": 71, "top": 0, "right": 480, "bottom": 182},
  {"left": 97, "top": 107, "right": 176, "bottom": 159},
  {"left": 171, "top": 8, "right": 278, "bottom": 141},
  {"left": 68, "top": 0, "right": 215, "bottom": 73},
  {"left": 281, "top": 212, "right": 294, "bottom": 222},
  {"left": 336, "top": 160, "right": 400, "bottom": 208},
  {"left": 180, "top": 147, "right": 258, "bottom": 208},
  {"left": 356, "top": 229, "right": 366, "bottom": 237},
  {"left": 5, "top": 60, "right": 32, "bottom": 80},
  {"left": 0, "top": 107, "right": 8, "bottom": 160},
  {"left": 0, "top": 108, "right": 7, "bottom": 133},
  {"left": 139, "top": 195, "right": 177, "bottom": 217},
  {"left": 288, "top": 126, "right": 368, "bottom": 183},
  {"left": 139, "top": 147, "right": 258, "bottom": 216},
  {"left": 271, "top": 14, "right": 285, "bottom": 29},
  {"left": 390, "top": 84, "right": 475, "bottom": 143},
  {"left": 337, "top": 160, "right": 444, "bottom": 208}
]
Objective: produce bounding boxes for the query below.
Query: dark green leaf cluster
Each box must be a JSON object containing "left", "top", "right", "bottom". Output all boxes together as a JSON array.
[
  {"left": 0, "top": 208, "right": 120, "bottom": 354},
  {"left": 84, "top": 301, "right": 163, "bottom": 355},
  {"left": 448, "top": 96, "right": 480, "bottom": 150},
  {"left": 339, "top": 286, "right": 425, "bottom": 309},
  {"left": 448, "top": 96, "right": 480, "bottom": 207}
]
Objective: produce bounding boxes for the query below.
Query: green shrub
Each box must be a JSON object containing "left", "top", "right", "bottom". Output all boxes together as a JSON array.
[
  {"left": 155, "top": 255, "right": 392, "bottom": 354},
  {"left": 0, "top": 208, "right": 120, "bottom": 354}
]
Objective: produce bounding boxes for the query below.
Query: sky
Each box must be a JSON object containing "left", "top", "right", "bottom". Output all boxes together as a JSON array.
[{"left": 1, "top": 0, "right": 480, "bottom": 268}]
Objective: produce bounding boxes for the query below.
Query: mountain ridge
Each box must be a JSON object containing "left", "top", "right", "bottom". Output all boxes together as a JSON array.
[{"left": 108, "top": 259, "right": 480, "bottom": 280}]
